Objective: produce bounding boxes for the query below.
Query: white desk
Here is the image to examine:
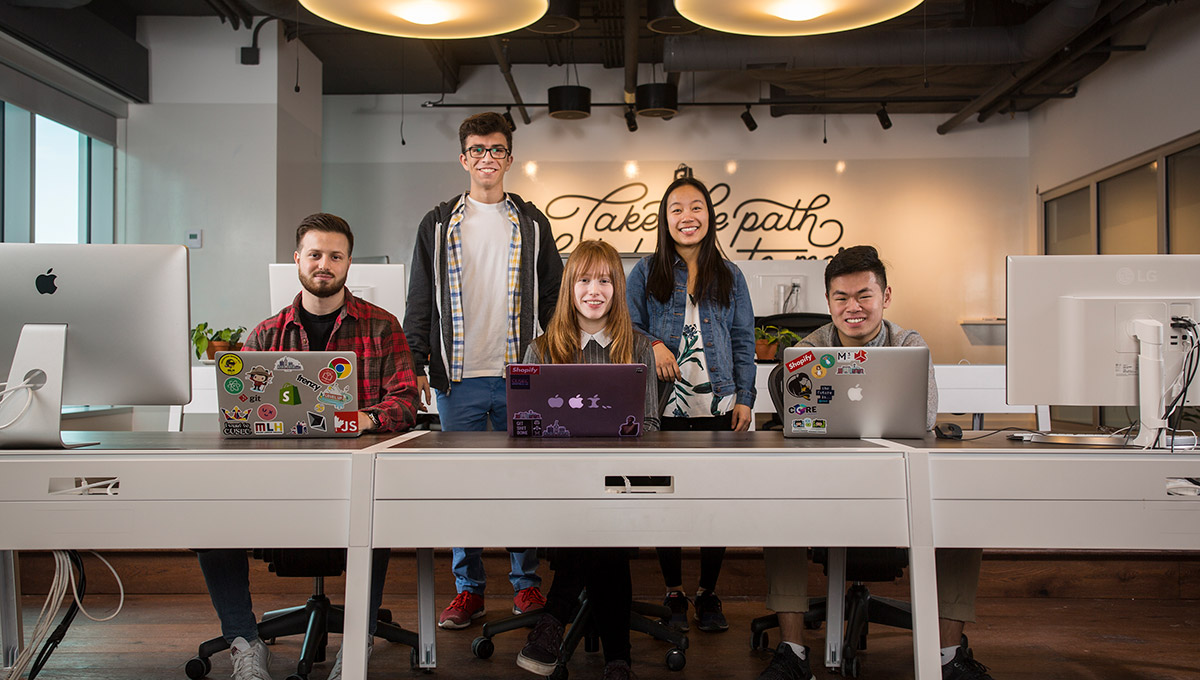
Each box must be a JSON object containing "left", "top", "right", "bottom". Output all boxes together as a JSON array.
[
  {"left": 365, "top": 431, "right": 943, "bottom": 679},
  {"left": 0, "top": 432, "right": 397, "bottom": 680}
]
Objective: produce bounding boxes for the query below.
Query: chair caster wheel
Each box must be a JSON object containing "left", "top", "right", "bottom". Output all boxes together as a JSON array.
[
  {"left": 550, "top": 664, "right": 569, "bottom": 680},
  {"left": 804, "top": 619, "right": 822, "bottom": 630},
  {"left": 471, "top": 636, "right": 495, "bottom": 659},
  {"left": 185, "top": 656, "right": 211, "bottom": 679},
  {"left": 841, "top": 655, "right": 860, "bottom": 677},
  {"left": 666, "top": 648, "right": 686, "bottom": 671},
  {"left": 751, "top": 630, "right": 769, "bottom": 651}
]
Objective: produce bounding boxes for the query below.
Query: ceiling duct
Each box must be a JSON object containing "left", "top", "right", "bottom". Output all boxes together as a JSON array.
[{"left": 548, "top": 85, "right": 592, "bottom": 119}]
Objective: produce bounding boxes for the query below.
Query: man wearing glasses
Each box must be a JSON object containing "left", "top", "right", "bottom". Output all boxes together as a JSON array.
[{"left": 405, "top": 111, "right": 563, "bottom": 630}]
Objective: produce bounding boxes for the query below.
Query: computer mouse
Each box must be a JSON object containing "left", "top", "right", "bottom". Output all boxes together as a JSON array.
[{"left": 934, "top": 423, "right": 963, "bottom": 440}]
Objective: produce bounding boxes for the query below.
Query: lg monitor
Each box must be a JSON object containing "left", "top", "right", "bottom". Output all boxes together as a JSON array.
[
  {"left": 268, "top": 263, "right": 407, "bottom": 321},
  {"left": 1007, "top": 254, "right": 1199, "bottom": 448},
  {"left": 0, "top": 244, "right": 192, "bottom": 448}
]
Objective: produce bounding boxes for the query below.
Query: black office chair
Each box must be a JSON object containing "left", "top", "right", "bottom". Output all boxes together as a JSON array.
[
  {"left": 755, "top": 313, "right": 831, "bottom": 430},
  {"left": 469, "top": 553, "right": 688, "bottom": 678},
  {"left": 185, "top": 549, "right": 421, "bottom": 680},
  {"left": 750, "top": 365, "right": 912, "bottom": 678}
]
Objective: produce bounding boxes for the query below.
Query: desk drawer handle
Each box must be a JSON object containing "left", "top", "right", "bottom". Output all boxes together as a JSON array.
[
  {"left": 48, "top": 476, "right": 120, "bottom": 496},
  {"left": 604, "top": 475, "right": 673, "bottom": 494}
]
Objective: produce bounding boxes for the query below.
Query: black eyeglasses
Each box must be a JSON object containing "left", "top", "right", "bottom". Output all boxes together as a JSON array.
[{"left": 465, "top": 145, "right": 510, "bottom": 159}]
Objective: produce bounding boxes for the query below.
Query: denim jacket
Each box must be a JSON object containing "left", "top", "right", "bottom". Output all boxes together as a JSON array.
[{"left": 626, "top": 256, "right": 757, "bottom": 408}]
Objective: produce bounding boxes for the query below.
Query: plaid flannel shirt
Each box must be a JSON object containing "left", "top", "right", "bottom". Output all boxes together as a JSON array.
[{"left": 244, "top": 289, "right": 419, "bottom": 432}]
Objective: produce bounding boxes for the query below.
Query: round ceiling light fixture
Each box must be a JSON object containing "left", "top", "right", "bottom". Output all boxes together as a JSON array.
[
  {"left": 298, "top": 0, "right": 549, "bottom": 39},
  {"left": 547, "top": 85, "right": 592, "bottom": 119},
  {"left": 527, "top": 0, "right": 580, "bottom": 34},
  {"left": 635, "top": 83, "right": 679, "bottom": 118},
  {"left": 674, "top": 0, "right": 923, "bottom": 36}
]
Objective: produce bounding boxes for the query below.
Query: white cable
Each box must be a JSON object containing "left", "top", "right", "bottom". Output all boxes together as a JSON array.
[
  {"left": 69, "top": 552, "right": 125, "bottom": 622},
  {"left": 47, "top": 479, "right": 119, "bottom": 497},
  {"left": 0, "top": 380, "right": 35, "bottom": 431}
]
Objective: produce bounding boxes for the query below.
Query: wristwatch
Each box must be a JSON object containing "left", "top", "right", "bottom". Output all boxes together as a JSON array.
[{"left": 365, "top": 410, "right": 381, "bottom": 430}]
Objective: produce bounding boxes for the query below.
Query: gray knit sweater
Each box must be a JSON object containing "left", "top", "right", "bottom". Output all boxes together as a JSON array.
[{"left": 799, "top": 319, "right": 938, "bottom": 431}]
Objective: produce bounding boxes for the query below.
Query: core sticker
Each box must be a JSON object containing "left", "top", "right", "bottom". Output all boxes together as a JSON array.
[
  {"left": 328, "top": 357, "right": 353, "bottom": 380},
  {"left": 218, "top": 354, "right": 244, "bottom": 376}
]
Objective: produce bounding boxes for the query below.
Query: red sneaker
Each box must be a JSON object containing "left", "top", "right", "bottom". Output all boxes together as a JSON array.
[
  {"left": 438, "top": 591, "right": 485, "bottom": 629},
  {"left": 513, "top": 586, "right": 547, "bottom": 614}
]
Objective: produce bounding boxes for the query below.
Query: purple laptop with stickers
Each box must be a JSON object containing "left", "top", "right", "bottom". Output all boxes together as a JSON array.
[
  {"left": 215, "top": 351, "right": 361, "bottom": 438},
  {"left": 505, "top": 364, "right": 648, "bottom": 438}
]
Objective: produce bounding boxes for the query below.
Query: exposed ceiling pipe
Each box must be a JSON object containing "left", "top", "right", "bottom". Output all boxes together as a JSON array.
[
  {"left": 937, "top": 0, "right": 1130, "bottom": 133},
  {"left": 206, "top": 0, "right": 253, "bottom": 30},
  {"left": 974, "top": 0, "right": 1159, "bottom": 123},
  {"left": 490, "top": 37, "right": 533, "bottom": 124},
  {"left": 623, "top": 0, "right": 637, "bottom": 105},
  {"left": 663, "top": 0, "right": 1105, "bottom": 70}
]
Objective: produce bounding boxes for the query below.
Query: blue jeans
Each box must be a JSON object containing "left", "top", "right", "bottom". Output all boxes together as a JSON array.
[
  {"left": 196, "top": 548, "right": 390, "bottom": 643},
  {"left": 437, "top": 377, "right": 541, "bottom": 594}
]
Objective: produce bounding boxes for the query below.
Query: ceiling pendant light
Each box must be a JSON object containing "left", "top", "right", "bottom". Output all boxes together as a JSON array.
[
  {"left": 548, "top": 85, "right": 592, "bottom": 119},
  {"left": 675, "top": 0, "right": 924, "bottom": 36},
  {"left": 635, "top": 82, "right": 678, "bottom": 118},
  {"left": 298, "top": 0, "right": 549, "bottom": 39}
]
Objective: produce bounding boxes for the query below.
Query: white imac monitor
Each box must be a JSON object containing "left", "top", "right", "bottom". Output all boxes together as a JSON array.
[
  {"left": 734, "top": 259, "right": 829, "bottom": 316},
  {"left": 268, "top": 263, "right": 407, "bottom": 321},
  {"left": 0, "top": 244, "right": 192, "bottom": 448},
  {"left": 1007, "top": 255, "right": 1200, "bottom": 447}
]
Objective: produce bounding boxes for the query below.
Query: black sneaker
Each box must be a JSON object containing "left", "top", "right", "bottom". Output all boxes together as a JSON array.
[
  {"left": 602, "top": 660, "right": 638, "bottom": 680},
  {"left": 693, "top": 591, "right": 729, "bottom": 632},
  {"left": 942, "top": 644, "right": 994, "bottom": 680},
  {"left": 661, "top": 591, "right": 689, "bottom": 631},
  {"left": 757, "top": 643, "right": 815, "bottom": 680},
  {"left": 517, "top": 613, "right": 564, "bottom": 676}
]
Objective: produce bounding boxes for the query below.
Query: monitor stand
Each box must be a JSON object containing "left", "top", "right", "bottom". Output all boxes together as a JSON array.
[{"left": 0, "top": 324, "right": 95, "bottom": 449}]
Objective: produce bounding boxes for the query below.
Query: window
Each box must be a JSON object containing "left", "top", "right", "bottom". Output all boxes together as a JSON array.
[
  {"left": 0, "top": 104, "right": 113, "bottom": 244},
  {"left": 1168, "top": 144, "right": 1200, "bottom": 253},
  {"left": 1044, "top": 187, "right": 1091, "bottom": 255}
]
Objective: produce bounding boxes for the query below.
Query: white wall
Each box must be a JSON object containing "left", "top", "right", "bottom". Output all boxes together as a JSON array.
[
  {"left": 121, "top": 16, "right": 321, "bottom": 338},
  {"left": 323, "top": 64, "right": 1032, "bottom": 365}
]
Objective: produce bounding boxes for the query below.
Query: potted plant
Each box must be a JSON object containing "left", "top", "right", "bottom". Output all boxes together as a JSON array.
[
  {"left": 754, "top": 325, "right": 803, "bottom": 361},
  {"left": 191, "top": 323, "right": 247, "bottom": 361}
]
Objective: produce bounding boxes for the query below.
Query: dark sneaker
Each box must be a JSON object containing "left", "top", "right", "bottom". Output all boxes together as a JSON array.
[
  {"left": 693, "top": 591, "right": 729, "bottom": 632},
  {"left": 517, "top": 613, "right": 564, "bottom": 676},
  {"left": 513, "top": 586, "right": 547, "bottom": 614},
  {"left": 757, "top": 643, "right": 815, "bottom": 680},
  {"left": 438, "top": 591, "right": 485, "bottom": 629},
  {"left": 943, "top": 645, "right": 994, "bottom": 680},
  {"left": 603, "top": 660, "right": 638, "bottom": 680},
  {"left": 661, "top": 591, "right": 689, "bottom": 631}
]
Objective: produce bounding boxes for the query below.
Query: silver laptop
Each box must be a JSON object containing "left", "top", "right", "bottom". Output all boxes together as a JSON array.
[
  {"left": 215, "top": 351, "right": 361, "bottom": 437},
  {"left": 506, "top": 363, "right": 648, "bottom": 437},
  {"left": 780, "top": 346, "right": 929, "bottom": 439}
]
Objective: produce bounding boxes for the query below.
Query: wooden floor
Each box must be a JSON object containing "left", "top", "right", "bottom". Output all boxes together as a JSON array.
[{"left": 14, "top": 593, "right": 1200, "bottom": 680}]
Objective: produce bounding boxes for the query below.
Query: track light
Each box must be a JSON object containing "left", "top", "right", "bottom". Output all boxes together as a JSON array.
[
  {"left": 875, "top": 104, "right": 892, "bottom": 130},
  {"left": 741, "top": 105, "right": 757, "bottom": 131},
  {"left": 503, "top": 107, "right": 516, "bottom": 131},
  {"left": 624, "top": 106, "right": 638, "bottom": 132}
]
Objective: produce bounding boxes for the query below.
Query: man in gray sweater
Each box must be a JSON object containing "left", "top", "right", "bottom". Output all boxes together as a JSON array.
[{"left": 757, "top": 246, "right": 992, "bottom": 680}]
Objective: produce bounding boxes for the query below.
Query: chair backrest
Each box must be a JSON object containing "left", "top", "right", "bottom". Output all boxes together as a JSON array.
[{"left": 767, "top": 364, "right": 785, "bottom": 419}]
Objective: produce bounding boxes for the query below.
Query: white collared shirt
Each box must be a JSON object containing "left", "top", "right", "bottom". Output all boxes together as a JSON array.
[{"left": 580, "top": 328, "right": 613, "bottom": 349}]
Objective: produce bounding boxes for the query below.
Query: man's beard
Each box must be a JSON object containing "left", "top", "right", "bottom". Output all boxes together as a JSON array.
[{"left": 300, "top": 270, "right": 346, "bottom": 298}]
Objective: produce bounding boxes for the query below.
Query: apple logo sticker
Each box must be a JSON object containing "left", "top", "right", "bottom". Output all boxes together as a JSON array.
[
  {"left": 847, "top": 384, "right": 864, "bottom": 401},
  {"left": 35, "top": 268, "right": 57, "bottom": 295},
  {"left": 568, "top": 394, "right": 584, "bottom": 409},
  {"left": 547, "top": 394, "right": 564, "bottom": 408}
]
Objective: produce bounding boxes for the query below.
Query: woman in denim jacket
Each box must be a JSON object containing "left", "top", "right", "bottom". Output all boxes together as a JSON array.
[{"left": 626, "top": 175, "right": 756, "bottom": 633}]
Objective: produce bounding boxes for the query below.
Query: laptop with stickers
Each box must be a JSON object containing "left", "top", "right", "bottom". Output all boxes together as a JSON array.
[
  {"left": 505, "top": 363, "right": 648, "bottom": 438},
  {"left": 779, "top": 346, "right": 929, "bottom": 439},
  {"left": 214, "top": 351, "right": 362, "bottom": 438}
]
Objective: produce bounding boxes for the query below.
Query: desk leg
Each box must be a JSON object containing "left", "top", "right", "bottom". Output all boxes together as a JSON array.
[
  {"left": 1, "top": 550, "right": 20, "bottom": 671},
  {"left": 416, "top": 548, "right": 436, "bottom": 669},
  {"left": 342, "top": 546, "right": 372, "bottom": 680},
  {"left": 823, "top": 547, "right": 846, "bottom": 671},
  {"left": 905, "top": 450, "right": 942, "bottom": 680}
]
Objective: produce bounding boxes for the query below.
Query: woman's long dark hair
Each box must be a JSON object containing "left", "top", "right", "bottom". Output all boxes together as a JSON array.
[{"left": 646, "top": 176, "right": 733, "bottom": 304}]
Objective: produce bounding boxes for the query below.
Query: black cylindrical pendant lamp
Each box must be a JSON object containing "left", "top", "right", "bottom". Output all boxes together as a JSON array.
[
  {"left": 527, "top": 0, "right": 581, "bottom": 34},
  {"left": 635, "top": 82, "right": 678, "bottom": 118},
  {"left": 548, "top": 85, "right": 592, "bottom": 119}
]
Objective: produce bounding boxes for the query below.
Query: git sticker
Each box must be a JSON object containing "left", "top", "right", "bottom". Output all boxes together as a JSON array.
[
  {"left": 218, "top": 354, "right": 243, "bottom": 376},
  {"left": 811, "top": 364, "right": 827, "bottom": 379},
  {"left": 223, "top": 377, "right": 244, "bottom": 394},
  {"left": 328, "top": 357, "right": 353, "bottom": 380}
]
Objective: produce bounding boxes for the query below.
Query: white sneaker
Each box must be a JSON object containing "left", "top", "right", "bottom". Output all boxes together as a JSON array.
[
  {"left": 326, "top": 641, "right": 373, "bottom": 680},
  {"left": 229, "top": 636, "right": 273, "bottom": 680}
]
